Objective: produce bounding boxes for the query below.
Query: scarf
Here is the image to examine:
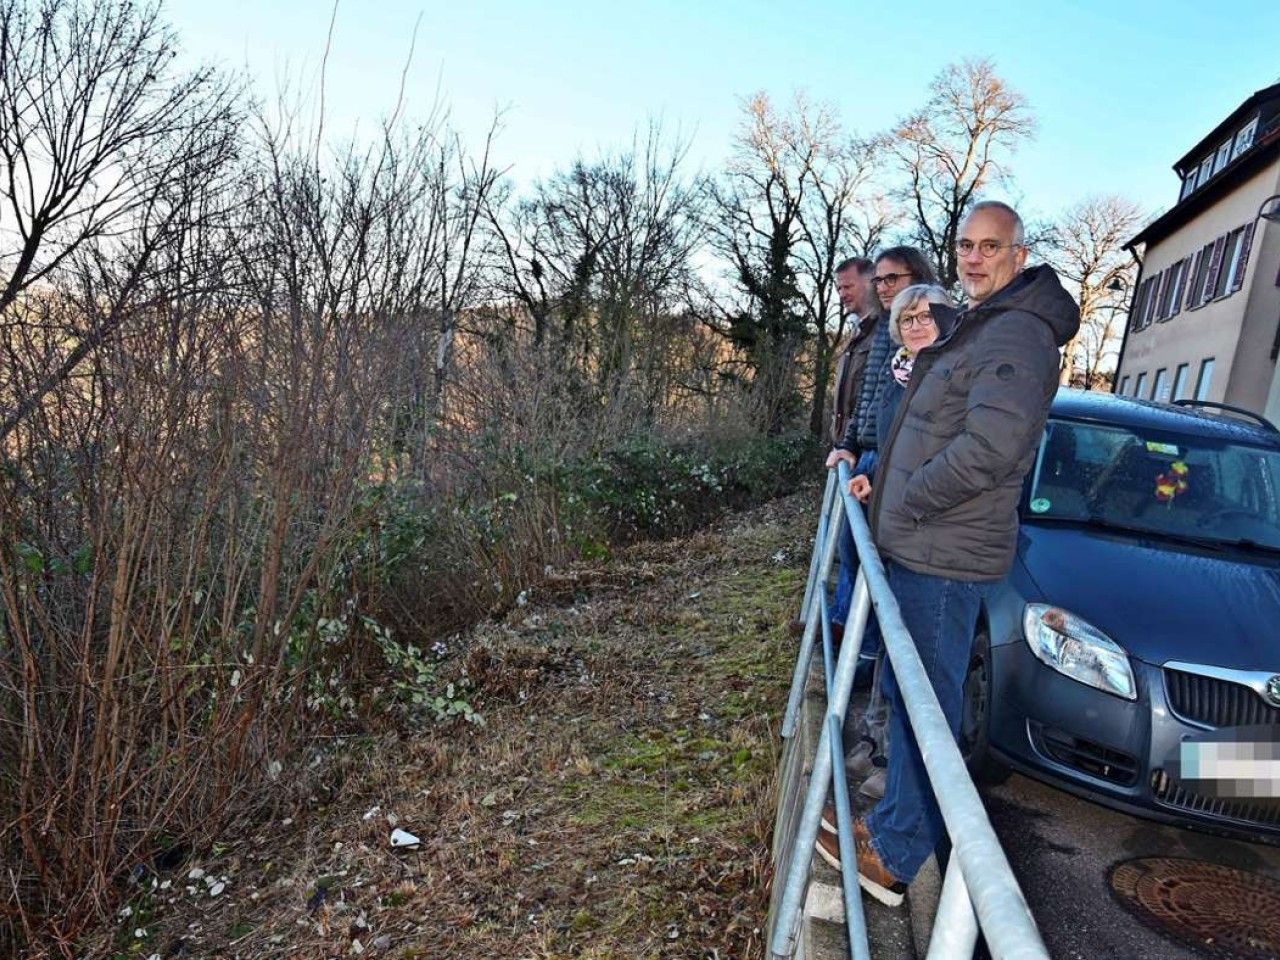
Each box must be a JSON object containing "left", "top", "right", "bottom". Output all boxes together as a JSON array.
[{"left": 890, "top": 345, "right": 915, "bottom": 386}]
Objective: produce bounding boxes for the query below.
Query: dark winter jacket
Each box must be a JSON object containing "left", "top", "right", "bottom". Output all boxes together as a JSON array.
[
  {"left": 837, "top": 314, "right": 893, "bottom": 452},
  {"left": 867, "top": 265, "right": 1080, "bottom": 582},
  {"left": 829, "top": 314, "right": 879, "bottom": 447}
]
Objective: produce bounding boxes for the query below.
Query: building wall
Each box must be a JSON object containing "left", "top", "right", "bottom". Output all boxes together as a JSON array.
[
  {"left": 1119, "top": 160, "right": 1280, "bottom": 410},
  {"left": 1230, "top": 203, "right": 1280, "bottom": 413}
]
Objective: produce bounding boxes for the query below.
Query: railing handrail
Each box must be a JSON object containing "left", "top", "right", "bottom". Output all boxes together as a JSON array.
[{"left": 768, "top": 465, "right": 1049, "bottom": 960}]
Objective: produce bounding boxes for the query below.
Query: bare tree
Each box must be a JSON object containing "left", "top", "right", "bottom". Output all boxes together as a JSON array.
[
  {"left": 704, "top": 93, "right": 894, "bottom": 435},
  {"left": 792, "top": 131, "right": 894, "bottom": 436},
  {"left": 1044, "top": 195, "right": 1144, "bottom": 388},
  {"left": 0, "top": 0, "right": 242, "bottom": 443},
  {"left": 486, "top": 128, "right": 705, "bottom": 433},
  {"left": 893, "top": 59, "right": 1035, "bottom": 286}
]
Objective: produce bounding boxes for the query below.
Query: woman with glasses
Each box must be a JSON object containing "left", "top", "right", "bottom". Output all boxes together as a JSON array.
[
  {"left": 847, "top": 284, "right": 955, "bottom": 506},
  {"left": 816, "top": 283, "right": 954, "bottom": 829}
]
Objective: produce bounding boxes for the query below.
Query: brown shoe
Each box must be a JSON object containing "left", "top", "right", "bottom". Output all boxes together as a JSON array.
[
  {"left": 787, "top": 618, "right": 806, "bottom": 638},
  {"left": 820, "top": 804, "right": 870, "bottom": 841},
  {"left": 813, "top": 820, "right": 906, "bottom": 908}
]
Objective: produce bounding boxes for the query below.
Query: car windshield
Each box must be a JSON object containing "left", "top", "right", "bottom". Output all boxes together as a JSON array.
[{"left": 1023, "top": 418, "right": 1280, "bottom": 552}]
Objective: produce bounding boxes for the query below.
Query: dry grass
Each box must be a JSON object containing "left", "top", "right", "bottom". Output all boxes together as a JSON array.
[{"left": 73, "top": 486, "right": 819, "bottom": 960}]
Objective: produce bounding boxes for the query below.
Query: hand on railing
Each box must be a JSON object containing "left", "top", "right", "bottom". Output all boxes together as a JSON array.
[
  {"left": 847, "top": 474, "right": 872, "bottom": 504},
  {"left": 825, "top": 448, "right": 858, "bottom": 469}
]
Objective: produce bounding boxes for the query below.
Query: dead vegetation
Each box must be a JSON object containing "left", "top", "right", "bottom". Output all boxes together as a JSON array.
[{"left": 74, "top": 488, "right": 816, "bottom": 960}]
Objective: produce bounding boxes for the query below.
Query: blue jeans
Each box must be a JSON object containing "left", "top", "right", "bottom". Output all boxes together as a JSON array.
[{"left": 865, "top": 561, "right": 989, "bottom": 883}]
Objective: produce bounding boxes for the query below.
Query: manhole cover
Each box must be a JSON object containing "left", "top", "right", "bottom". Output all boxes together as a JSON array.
[{"left": 1109, "top": 857, "right": 1280, "bottom": 959}]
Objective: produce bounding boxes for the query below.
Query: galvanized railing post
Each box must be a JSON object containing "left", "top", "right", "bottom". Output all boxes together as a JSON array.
[
  {"left": 834, "top": 461, "right": 1049, "bottom": 960},
  {"left": 771, "top": 466, "right": 1047, "bottom": 960},
  {"left": 827, "top": 709, "right": 872, "bottom": 960},
  {"left": 769, "top": 568, "right": 872, "bottom": 960},
  {"left": 925, "top": 856, "right": 979, "bottom": 960}
]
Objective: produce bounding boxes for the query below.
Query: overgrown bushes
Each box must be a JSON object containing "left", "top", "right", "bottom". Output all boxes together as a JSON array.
[{"left": 0, "top": 3, "right": 826, "bottom": 953}]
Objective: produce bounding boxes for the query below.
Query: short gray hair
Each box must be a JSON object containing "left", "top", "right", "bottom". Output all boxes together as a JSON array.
[
  {"left": 889, "top": 284, "right": 953, "bottom": 345},
  {"left": 968, "top": 200, "right": 1025, "bottom": 247}
]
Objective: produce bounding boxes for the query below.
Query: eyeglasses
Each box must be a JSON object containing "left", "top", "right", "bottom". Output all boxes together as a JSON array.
[
  {"left": 898, "top": 310, "right": 936, "bottom": 330},
  {"left": 955, "top": 239, "right": 1023, "bottom": 258},
  {"left": 871, "top": 272, "right": 913, "bottom": 287}
]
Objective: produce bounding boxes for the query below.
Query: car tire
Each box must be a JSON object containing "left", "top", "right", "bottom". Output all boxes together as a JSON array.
[{"left": 960, "top": 627, "right": 1011, "bottom": 786}]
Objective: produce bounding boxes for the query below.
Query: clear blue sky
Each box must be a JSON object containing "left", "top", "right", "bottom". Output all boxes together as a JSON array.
[{"left": 165, "top": 0, "right": 1280, "bottom": 225}]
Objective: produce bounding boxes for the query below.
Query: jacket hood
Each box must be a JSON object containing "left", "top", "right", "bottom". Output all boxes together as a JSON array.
[{"left": 973, "top": 264, "right": 1081, "bottom": 348}]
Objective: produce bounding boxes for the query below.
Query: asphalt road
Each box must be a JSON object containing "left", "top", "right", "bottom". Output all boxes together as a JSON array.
[{"left": 980, "top": 771, "right": 1280, "bottom": 960}]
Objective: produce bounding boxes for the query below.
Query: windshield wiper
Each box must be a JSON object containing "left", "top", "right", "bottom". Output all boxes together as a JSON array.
[
  {"left": 1028, "top": 512, "right": 1280, "bottom": 554},
  {"left": 1212, "top": 536, "right": 1280, "bottom": 555}
]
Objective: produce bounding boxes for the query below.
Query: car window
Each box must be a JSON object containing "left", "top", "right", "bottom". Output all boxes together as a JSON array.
[{"left": 1024, "top": 419, "right": 1280, "bottom": 550}]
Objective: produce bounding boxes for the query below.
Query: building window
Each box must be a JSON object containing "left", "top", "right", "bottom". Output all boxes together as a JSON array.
[
  {"left": 1196, "top": 157, "right": 1214, "bottom": 188},
  {"left": 1159, "top": 259, "right": 1186, "bottom": 320},
  {"left": 1212, "top": 140, "right": 1233, "bottom": 175},
  {"left": 1194, "top": 358, "right": 1215, "bottom": 401},
  {"left": 1135, "top": 371, "right": 1149, "bottom": 399},
  {"left": 1144, "top": 272, "right": 1164, "bottom": 327},
  {"left": 1227, "top": 222, "right": 1256, "bottom": 294},
  {"left": 1118, "top": 375, "right": 1130, "bottom": 396},
  {"left": 1180, "top": 174, "right": 1197, "bottom": 201},
  {"left": 1212, "top": 227, "right": 1246, "bottom": 299},
  {"left": 1152, "top": 368, "right": 1170, "bottom": 401},
  {"left": 1190, "top": 241, "right": 1216, "bottom": 307},
  {"left": 1233, "top": 117, "right": 1258, "bottom": 159},
  {"left": 1131, "top": 276, "right": 1157, "bottom": 331},
  {"left": 1172, "top": 363, "right": 1190, "bottom": 401}
]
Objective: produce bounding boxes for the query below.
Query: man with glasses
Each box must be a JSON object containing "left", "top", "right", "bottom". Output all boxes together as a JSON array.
[
  {"left": 824, "top": 248, "right": 937, "bottom": 653},
  {"left": 835, "top": 202, "right": 1080, "bottom": 907}
]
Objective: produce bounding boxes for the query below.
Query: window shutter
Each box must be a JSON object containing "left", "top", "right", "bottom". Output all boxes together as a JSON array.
[
  {"left": 1184, "top": 250, "right": 1203, "bottom": 309},
  {"left": 1200, "top": 235, "right": 1227, "bottom": 305},
  {"left": 1228, "top": 222, "right": 1256, "bottom": 293},
  {"left": 1136, "top": 277, "right": 1154, "bottom": 330},
  {"left": 1153, "top": 270, "right": 1172, "bottom": 321},
  {"left": 1136, "top": 277, "right": 1157, "bottom": 335},
  {"left": 1172, "top": 259, "right": 1187, "bottom": 320}
]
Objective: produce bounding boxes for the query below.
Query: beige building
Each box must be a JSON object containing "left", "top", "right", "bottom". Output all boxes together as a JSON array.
[{"left": 1116, "top": 81, "right": 1280, "bottom": 421}]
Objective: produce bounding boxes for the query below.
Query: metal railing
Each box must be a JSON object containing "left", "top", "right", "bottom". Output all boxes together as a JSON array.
[{"left": 769, "top": 462, "right": 1050, "bottom": 960}]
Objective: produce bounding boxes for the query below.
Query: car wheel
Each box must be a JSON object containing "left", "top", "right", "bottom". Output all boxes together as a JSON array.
[{"left": 960, "top": 627, "right": 1011, "bottom": 786}]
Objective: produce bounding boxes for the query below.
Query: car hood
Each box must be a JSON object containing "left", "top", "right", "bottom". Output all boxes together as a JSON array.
[{"left": 1014, "top": 522, "right": 1280, "bottom": 671}]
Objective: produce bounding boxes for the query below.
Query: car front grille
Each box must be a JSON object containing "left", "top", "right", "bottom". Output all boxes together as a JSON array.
[
  {"left": 1163, "top": 668, "right": 1280, "bottom": 728},
  {"left": 1150, "top": 768, "right": 1280, "bottom": 831}
]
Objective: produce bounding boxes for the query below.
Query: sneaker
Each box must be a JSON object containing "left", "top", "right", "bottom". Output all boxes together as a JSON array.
[
  {"left": 859, "top": 767, "right": 886, "bottom": 800},
  {"left": 813, "top": 820, "right": 906, "bottom": 907},
  {"left": 820, "top": 805, "right": 869, "bottom": 840}
]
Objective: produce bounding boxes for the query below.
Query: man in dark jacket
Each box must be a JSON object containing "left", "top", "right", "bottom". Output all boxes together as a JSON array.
[
  {"left": 823, "top": 248, "right": 938, "bottom": 643},
  {"left": 828, "top": 257, "right": 877, "bottom": 447},
  {"left": 828, "top": 201, "right": 1080, "bottom": 907}
]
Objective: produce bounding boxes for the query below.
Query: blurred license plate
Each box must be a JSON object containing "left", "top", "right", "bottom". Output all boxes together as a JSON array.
[{"left": 1177, "top": 726, "right": 1280, "bottom": 800}]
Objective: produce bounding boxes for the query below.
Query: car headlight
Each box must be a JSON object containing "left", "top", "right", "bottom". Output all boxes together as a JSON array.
[{"left": 1022, "top": 604, "right": 1136, "bottom": 700}]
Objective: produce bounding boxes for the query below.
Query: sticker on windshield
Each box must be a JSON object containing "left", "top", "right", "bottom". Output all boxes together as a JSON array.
[
  {"left": 1145, "top": 441, "right": 1180, "bottom": 455},
  {"left": 1030, "top": 497, "right": 1051, "bottom": 514}
]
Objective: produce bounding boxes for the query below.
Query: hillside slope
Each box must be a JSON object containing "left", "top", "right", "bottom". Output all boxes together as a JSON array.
[{"left": 85, "top": 487, "right": 818, "bottom": 960}]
